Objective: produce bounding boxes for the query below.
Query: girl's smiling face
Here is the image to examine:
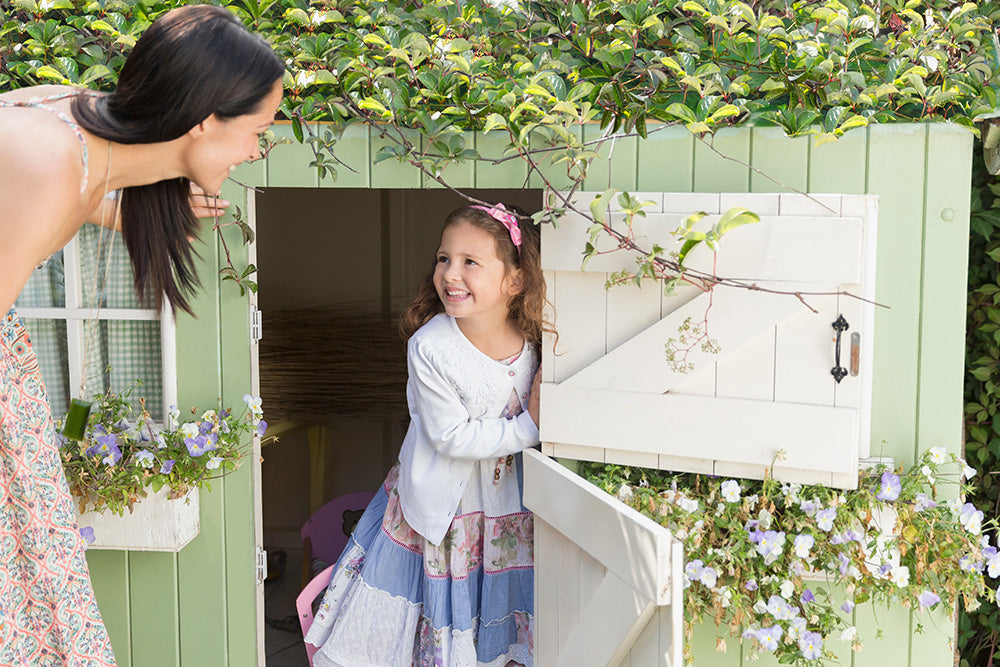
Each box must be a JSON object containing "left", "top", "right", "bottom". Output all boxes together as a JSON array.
[{"left": 433, "top": 220, "right": 522, "bottom": 328}]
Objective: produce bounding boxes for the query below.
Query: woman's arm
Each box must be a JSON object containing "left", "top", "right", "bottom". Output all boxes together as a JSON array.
[{"left": 85, "top": 183, "right": 231, "bottom": 230}]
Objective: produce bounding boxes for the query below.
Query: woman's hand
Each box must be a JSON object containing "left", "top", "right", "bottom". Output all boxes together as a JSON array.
[
  {"left": 188, "top": 183, "right": 230, "bottom": 219},
  {"left": 527, "top": 368, "right": 541, "bottom": 428}
]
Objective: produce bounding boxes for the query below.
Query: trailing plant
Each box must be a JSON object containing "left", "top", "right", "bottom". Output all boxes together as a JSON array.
[
  {"left": 583, "top": 450, "right": 994, "bottom": 666},
  {"left": 58, "top": 385, "right": 266, "bottom": 516},
  {"left": 959, "top": 146, "right": 1000, "bottom": 666}
]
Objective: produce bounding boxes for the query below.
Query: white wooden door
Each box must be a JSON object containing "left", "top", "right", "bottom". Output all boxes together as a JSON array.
[
  {"left": 540, "top": 192, "right": 878, "bottom": 488},
  {"left": 523, "top": 449, "right": 683, "bottom": 666}
]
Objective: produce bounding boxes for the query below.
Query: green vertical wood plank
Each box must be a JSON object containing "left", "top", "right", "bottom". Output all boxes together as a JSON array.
[
  {"left": 853, "top": 600, "right": 912, "bottom": 667},
  {"left": 87, "top": 551, "right": 131, "bottom": 667},
  {"left": 693, "top": 128, "right": 751, "bottom": 193},
  {"left": 909, "top": 608, "right": 957, "bottom": 667},
  {"left": 371, "top": 127, "right": 423, "bottom": 188},
  {"left": 127, "top": 552, "right": 178, "bottom": 667},
  {"left": 581, "top": 124, "right": 638, "bottom": 191},
  {"left": 808, "top": 129, "right": 867, "bottom": 194},
  {"left": 321, "top": 124, "right": 370, "bottom": 188},
  {"left": 636, "top": 125, "right": 693, "bottom": 192},
  {"left": 689, "top": 622, "right": 741, "bottom": 666},
  {"left": 217, "top": 208, "right": 258, "bottom": 666},
  {"left": 750, "top": 127, "right": 809, "bottom": 194},
  {"left": 176, "top": 213, "right": 228, "bottom": 666},
  {"left": 916, "top": 125, "right": 972, "bottom": 458},
  {"left": 475, "top": 131, "right": 529, "bottom": 188},
  {"left": 528, "top": 125, "right": 583, "bottom": 190},
  {"left": 865, "top": 124, "right": 927, "bottom": 467},
  {"left": 422, "top": 131, "right": 476, "bottom": 189},
  {"left": 265, "top": 123, "right": 319, "bottom": 187}
]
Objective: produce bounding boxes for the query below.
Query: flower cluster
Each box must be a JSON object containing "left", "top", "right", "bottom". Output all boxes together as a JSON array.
[
  {"left": 583, "top": 447, "right": 994, "bottom": 665},
  {"left": 59, "top": 386, "right": 266, "bottom": 516}
]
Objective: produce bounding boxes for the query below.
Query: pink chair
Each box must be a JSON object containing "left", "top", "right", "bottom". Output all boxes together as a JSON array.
[
  {"left": 297, "top": 564, "right": 336, "bottom": 665},
  {"left": 297, "top": 491, "right": 375, "bottom": 664}
]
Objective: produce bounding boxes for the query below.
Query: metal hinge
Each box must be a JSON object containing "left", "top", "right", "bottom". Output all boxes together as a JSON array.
[
  {"left": 250, "top": 306, "right": 263, "bottom": 345},
  {"left": 256, "top": 545, "right": 267, "bottom": 584}
]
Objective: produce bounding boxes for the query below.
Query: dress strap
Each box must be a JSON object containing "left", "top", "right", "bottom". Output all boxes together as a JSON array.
[{"left": 0, "top": 92, "right": 89, "bottom": 194}]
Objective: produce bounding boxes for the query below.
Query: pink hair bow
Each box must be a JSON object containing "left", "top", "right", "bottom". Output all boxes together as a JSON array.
[{"left": 471, "top": 203, "right": 522, "bottom": 250}]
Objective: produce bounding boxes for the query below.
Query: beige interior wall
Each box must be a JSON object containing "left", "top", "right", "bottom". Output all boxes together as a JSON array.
[{"left": 255, "top": 187, "right": 541, "bottom": 547}]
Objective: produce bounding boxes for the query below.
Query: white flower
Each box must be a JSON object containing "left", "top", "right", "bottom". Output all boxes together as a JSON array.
[
  {"left": 134, "top": 450, "right": 155, "bottom": 469},
  {"left": 242, "top": 394, "right": 263, "bottom": 416},
  {"left": 758, "top": 509, "right": 773, "bottom": 530},
  {"left": 891, "top": 565, "right": 910, "bottom": 588},
  {"left": 840, "top": 626, "right": 858, "bottom": 641},
  {"left": 168, "top": 404, "right": 180, "bottom": 422},
  {"left": 721, "top": 479, "right": 741, "bottom": 502},
  {"left": 928, "top": 447, "right": 947, "bottom": 464},
  {"left": 779, "top": 580, "right": 795, "bottom": 599},
  {"left": 206, "top": 456, "right": 223, "bottom": 470},
  {"left": 154, "top": 433, "right": 167, "bottom": 450},
  {"left": 780, "top": 482, "right": 801, "bottom": 503},
  {"left": 616, "top": 484, "right": 634, "bottom": 503},
  {"left": 921, "top": 465, "right": 934, "bottom": 483},
  {"left": 963, "top": 464, "right": 978, "bottom": 480},
  {"left": 179, "top": 423, "right": 199, "bottom": 439},
  {"left": 678, "top": 497, "right": 699, "bottom": 513},
  {"left": 746, "top": 494, "right": 759, "bottom": 510},
  {"left": 753, "top": 600, "right": 768, "bottom": 615},
  {"left": 719, "top": 587, "right": 732, "bottom": 608},
  {"left": 793, "top": 534, "right": 815, "bottom": 559},
  {"left": 200, "top": 410, "right": 217, "bottom": 421},
  {"left": 701, "top": 567, "right": 718, "bottom": 588}
]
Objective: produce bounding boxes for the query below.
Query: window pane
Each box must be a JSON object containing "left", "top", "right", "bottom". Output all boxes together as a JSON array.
[
  {"left": 78, "top": 225, "right": 145, "bottom": 309},
  {"left": 16, "top": 252, "right": 66, "bottom": 308},
  {"left": 82, "top": 319, "right": 164, "bottom": 422},
  {"left": 19, "top": 318, "right": 70, "bottom": 419}
]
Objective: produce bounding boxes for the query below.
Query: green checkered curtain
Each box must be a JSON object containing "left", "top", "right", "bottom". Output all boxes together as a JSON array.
[
  {"left": 79, "top": 225, "right": 164, "bottom": 421},
  {"left": 17, "top": 254, "right": 70, "bottom": 417}
]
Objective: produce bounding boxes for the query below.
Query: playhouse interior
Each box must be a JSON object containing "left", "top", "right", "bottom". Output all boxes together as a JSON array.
[{"left": 254, "top": 186, "right": 541, "bottom": 662}]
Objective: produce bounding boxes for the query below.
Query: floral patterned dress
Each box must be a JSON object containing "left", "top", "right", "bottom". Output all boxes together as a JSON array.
[
  {"left": 304, "top": 358, "right": 534, "bottom": 667},
  {"left": 0, "top": 308, "right": 116, "bottom": 665}
]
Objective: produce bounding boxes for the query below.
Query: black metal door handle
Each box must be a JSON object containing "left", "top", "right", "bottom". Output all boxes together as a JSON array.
[{"left": 831, "top": 315, "right": 849, "bottom": 383}]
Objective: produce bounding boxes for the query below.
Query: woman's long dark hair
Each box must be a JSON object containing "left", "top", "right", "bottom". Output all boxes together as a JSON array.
[{"left": 72, "top": 5, "right": 284, "bottom": 315}]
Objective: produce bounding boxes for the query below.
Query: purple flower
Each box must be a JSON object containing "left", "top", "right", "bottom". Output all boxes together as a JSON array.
[
  {"left": 799, "top": 498, "right": 819, "bottom": 515},
  {"left": 746, "top": 579, "right": 758, "bottom": 591},
  {"left": 841, "top": 600, "right": 855, "bottom": 613},
  {"left": 185, "top": 435, "right": 211, "bottom": 456},
  {"left": 877, "top": 471, "right": 901, "bottom": 502},
  {"left": 93, "top": 423, "right": 107, "bottom": 436},
  {"left": 79, "top": 526, "right": 95, "bottom": 545},
  {"left": 755, "top": 530, "right": 786, "bottom": 559},
  {"left": 256, "top": 419, "right": 268, "bottom": 437},
  {"left": 801, "top": 589, "right": 815, "bottom": 604},
  {"left": 756, "top": 625, "right": 783, "bottom": 651},
  {"left": 960, "top": 503, "right": 984, "bottom": 533},
  {"left": 220, "top": 420, "right": 231, "bottom": 434},
  {"left": 199, "top": 420, "right": 213, "bottom": 435},
  {"left": 159, "top": 459, "right": 175, "bottom": 474},
  {"left": 86, "top": 433, "right": 118, "bottom": 457},
  {"left": 918, "top": 590, "right": 941, "bottom": 608},
  {"left": 798, "top": 631, "right": 823, "bottom": 660}
]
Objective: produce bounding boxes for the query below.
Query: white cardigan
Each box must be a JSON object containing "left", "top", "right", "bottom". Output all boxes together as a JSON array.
[{"left": 397, "top": 314, "right": 539, "bottom": 545}]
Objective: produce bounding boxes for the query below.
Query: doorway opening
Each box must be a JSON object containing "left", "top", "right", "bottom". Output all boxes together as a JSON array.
[{"left": 254, "top": 187, "right": 541, "bottom": 665}]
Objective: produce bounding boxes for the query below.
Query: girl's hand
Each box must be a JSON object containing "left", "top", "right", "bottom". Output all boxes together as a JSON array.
[
  {"left": 527, "top": 368, "right": 541, "bottom": 427},
  {"left": 189, "top": 183, "right": 230, "bottom": 219}
]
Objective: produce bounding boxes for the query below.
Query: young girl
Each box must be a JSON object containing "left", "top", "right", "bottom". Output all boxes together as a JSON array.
[{"left": 304, "top": 203, "right": 548, "bottom": 666}]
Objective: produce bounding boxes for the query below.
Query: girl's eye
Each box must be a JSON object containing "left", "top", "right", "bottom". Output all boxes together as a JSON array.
[
  {"left": 437, "top": 255, "right": 448, "bottom": 263},
  {"left": 465, "top": 258, "right": 477, "bottom": 266}
]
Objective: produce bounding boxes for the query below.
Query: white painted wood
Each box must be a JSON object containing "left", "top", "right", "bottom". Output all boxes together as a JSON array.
[
  {"left": 525, "top": 450, "right": 683, "bottom": 666},
  {"left": 555, "top": 571, "right": 655, "bottom": 667},
  {"left": 76, "top": 487, "right": 199, "bottom": 551},
  {"left": 541, "top": 191, "right": 877, "bottom": 488},
  {"left": 560, "top": 288, "right": 804, "bottom": 394},
  {"left": 523, "top": 450, "right": 676, "bottom": 604},
  {"left": 542, "top": 212, "right": 863, "bottom": 284},
  {"left": 550, "top": 271, "right": 606, "bottom": 383},
  {"left": 542, "top": 385, "right": 859, "bottom": 479}
]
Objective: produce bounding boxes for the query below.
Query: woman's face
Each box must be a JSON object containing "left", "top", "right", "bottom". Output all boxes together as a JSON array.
[{"left": 188, "top": 78, "right": 283, "bottom": 194}]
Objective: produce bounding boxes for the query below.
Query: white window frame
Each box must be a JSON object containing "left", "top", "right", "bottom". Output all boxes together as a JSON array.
[{"left": 17, "top": 234, "right": 177, "bottom": 425}]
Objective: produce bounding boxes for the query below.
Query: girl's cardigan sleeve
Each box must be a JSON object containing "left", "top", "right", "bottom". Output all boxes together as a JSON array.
[{"left": 406, "top": 334, "right": 538, "bottom": 461}]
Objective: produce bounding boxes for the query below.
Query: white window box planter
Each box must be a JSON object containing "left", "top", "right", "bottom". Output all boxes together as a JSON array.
[{"left": 76, "top": 487, "right": 200, "bottom": 552}]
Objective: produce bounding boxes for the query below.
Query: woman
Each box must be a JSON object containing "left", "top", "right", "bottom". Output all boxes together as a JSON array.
[{"left": 0, "top": 5, "right": 283, "bottom": 663}]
